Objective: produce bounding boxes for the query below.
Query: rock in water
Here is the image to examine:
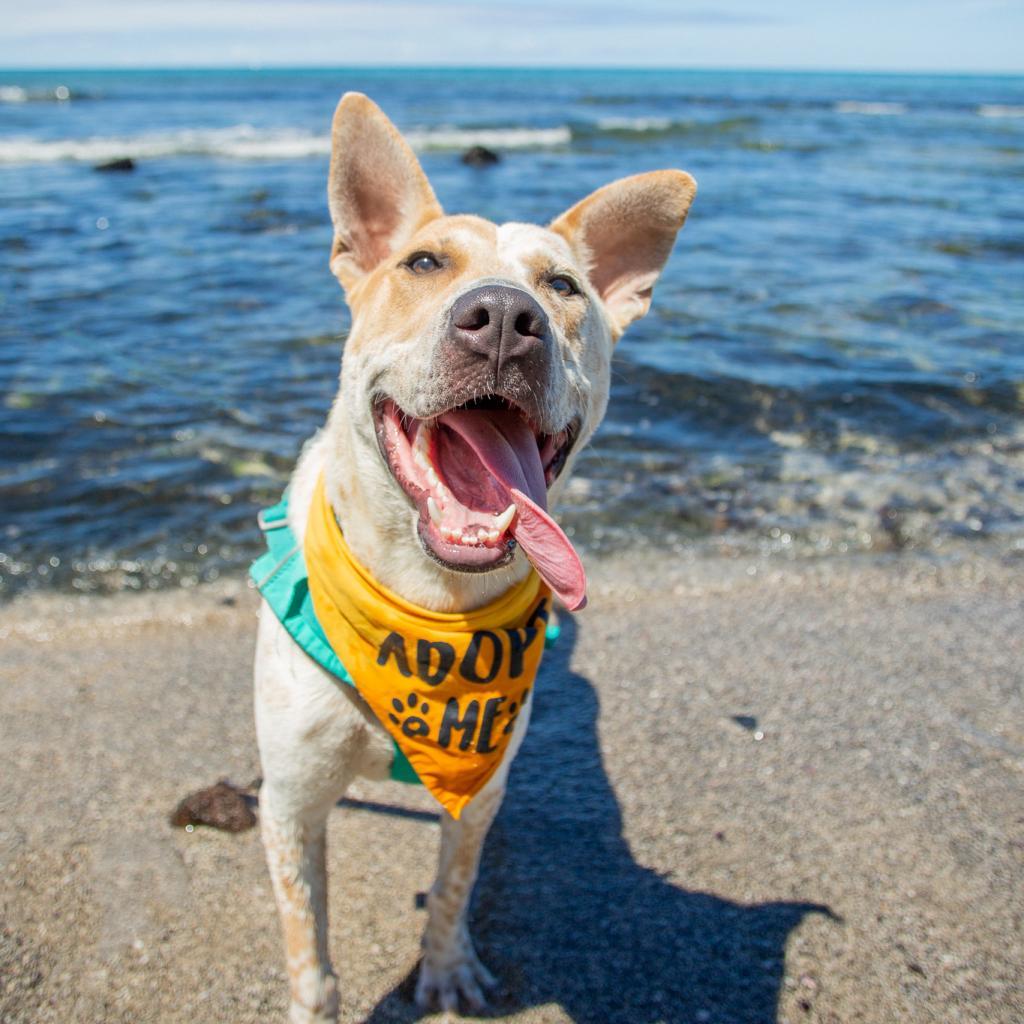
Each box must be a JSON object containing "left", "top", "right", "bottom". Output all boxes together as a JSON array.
[
  {"left": 461, "top": 145, "right": 500, "bottom": 167},
  {"left": 95, "top": 158, "right": 135, "bottom": 173}
]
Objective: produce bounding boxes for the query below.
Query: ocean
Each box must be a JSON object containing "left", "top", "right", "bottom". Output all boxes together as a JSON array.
[{"left": 1, "top": 68, "right": 1023, "bottom": 596}]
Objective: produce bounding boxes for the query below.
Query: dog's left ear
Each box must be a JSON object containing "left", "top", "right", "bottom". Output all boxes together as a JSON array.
[
  {"left": 328, "top": 92, "right": 443, "bottom": 292},
  {"left": 550, "top": 170, "right": 696, "bottom": 338}
]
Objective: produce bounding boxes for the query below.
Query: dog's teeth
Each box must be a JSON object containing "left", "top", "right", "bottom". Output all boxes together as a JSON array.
[
  {"left": 460, "top": 531, "right": 476, "bottom": 546},
  {"left": 493, "top": 504, "right": 516, "bottom": 533},
  {"left": 426, "top": 466, "right": 439, "bottom": 487},
  {"left": 413, "top": 424, "right": 431, "bottom": 466},
  {"left": 440, "top": 526, "right": 456, "bottom": 542},
  {"left": 485, "top": 529, "right": 499, "bottom": 544},
  {"left": 427, "top": 496, "right": 443, "bottom": 526}
]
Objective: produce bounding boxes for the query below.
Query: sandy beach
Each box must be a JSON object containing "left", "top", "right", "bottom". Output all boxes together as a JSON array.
[{"left": 1, "top": 550, "right": 1022, "bottom": 1023}]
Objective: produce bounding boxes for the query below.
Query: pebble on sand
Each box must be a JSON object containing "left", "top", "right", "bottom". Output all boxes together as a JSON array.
[{"left": 169, "top": 779, "right": 256, "bottom": 833}]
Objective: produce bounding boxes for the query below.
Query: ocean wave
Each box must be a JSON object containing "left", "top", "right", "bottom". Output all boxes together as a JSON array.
[
  {"left": 834, "top": 101, "right": 907, "bottom": 116},
  {"left": 581, "top": 115, "right": 757, "bottom": 140},
  {"left": 406, "top": 125, "right": 570, "bottom": 149},
  {"left": 0, "top": 123, "right": 571, "bottom": 165},
  {"left": 0, "top": 127, "right": 329, "bottom": 164},
  {"left": 595, "top": 116, "right": 674, "bottom": 131},
  {"left": 978, "top": 104, "right": 1024, "bottom": 118},
  {"left": 0, "top": 84, "right": 75, "bottom": 103}
]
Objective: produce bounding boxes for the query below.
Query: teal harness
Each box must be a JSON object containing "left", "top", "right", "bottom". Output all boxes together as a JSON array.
[{"left": 249, "top": 492, "right": 559, "bottom": 786}]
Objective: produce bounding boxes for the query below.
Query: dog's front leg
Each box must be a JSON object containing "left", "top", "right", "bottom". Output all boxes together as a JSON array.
[
  {"left": 255, "top": 607, "right": 382, "bottom": 1023},
  {"left": 417, "top": 699, "right": 534, "bottom": 1012},
  {"left": 416, "top": 773, "right": 506, "bottom": 1012},
  {"left": 261, "top": 795, "right": 338, "bottom": 1023}
]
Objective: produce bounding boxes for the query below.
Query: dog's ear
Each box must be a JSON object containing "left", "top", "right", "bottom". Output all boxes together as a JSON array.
[
  {"left": 327, "top": 92, "right": 442, "bottom": 291},
  {"left": 550, "top": 170, "right": 696, "bottom": 338}
]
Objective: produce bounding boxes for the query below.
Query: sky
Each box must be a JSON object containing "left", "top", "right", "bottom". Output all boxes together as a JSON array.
[{"left": 0, "top": 0, "right": 1021, "bottom": 74}]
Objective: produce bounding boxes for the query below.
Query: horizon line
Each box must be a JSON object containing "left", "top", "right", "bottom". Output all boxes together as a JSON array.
[{"left": 2, "top": 63, "right": 1024, "bottom": 78}]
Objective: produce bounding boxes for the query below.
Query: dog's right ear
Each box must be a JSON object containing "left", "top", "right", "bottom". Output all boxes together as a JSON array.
[{"left": 327, "top": 93, "right": 443, "bottom": 292}]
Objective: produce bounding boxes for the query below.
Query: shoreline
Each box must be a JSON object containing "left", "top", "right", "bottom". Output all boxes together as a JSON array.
[
  {"left": 2, "top": 548, "right": 1022, "bottom": 1022},
  {"left": 2, "top": 535, "right": 1021, "bottom": 619}
]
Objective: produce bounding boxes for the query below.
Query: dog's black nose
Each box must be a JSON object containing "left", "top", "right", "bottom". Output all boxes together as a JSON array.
[{"left": 448, "top": 285, "right": 551, "bottom": 377}]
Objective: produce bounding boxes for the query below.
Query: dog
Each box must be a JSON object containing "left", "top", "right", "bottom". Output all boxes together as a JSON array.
[{"left": 253, "top": 92, "right": 695, "bottom": 1022}]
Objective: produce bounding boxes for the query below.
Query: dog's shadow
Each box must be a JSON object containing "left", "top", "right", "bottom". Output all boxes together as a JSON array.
[{"left": 365, "top": 615, "right": 835, "bottom": 1024}]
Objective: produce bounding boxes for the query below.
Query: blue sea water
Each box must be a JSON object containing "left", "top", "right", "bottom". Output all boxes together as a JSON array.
[{"left": 1, "top": 68, "right": 1023, "bottom": 595}]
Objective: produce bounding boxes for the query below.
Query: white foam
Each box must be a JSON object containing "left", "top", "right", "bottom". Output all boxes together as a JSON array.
[
  {"left": 0, "top": 126, "right": 329, "bottom": 164},
  {"left": 978, "top": 104, "right": 1024, "bottom": 118},
  {"left": 834, "top": 101, "right": 907, "bottom": 116},
  {"left": 0, "top": 84, "right": 71, "bottom": 103},
  {"left": 0, "top": 123, "right": 572, "bottom": 165},
  {"left": 595, "top": 116, "right": 673, "bottom": 131},
  {"left": 404, "top": 125, "right": 571, "bottom": 149}
]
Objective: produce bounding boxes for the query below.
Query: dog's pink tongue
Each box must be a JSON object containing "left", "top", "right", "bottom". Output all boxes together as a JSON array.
[{"left": 438, "top": 409, "right": 587, "bottom": 611}]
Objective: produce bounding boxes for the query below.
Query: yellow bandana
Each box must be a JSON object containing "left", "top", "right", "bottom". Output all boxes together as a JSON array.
[{"left": 305, "top": 475, "right": 552, "bottom": 818}]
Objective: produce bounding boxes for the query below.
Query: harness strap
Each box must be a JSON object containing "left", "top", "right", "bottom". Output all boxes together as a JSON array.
[{"left": 250, "top": 494, "right": 417, "bottom": 782}]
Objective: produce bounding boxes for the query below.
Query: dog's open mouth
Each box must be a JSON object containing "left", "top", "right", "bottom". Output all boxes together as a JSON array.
[{"left": 373, "top": 396, "right": 586, "bottom": 610}]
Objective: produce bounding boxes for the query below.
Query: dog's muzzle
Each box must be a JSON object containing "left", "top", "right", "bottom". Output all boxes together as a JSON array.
[{"left": 441, "top": 285, "right": 554, "bottom": 413}]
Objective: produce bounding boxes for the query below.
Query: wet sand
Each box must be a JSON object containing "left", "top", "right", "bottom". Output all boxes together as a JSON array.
[{"left": 1, "top": 551, "right": 1022, "bottom": 1023}]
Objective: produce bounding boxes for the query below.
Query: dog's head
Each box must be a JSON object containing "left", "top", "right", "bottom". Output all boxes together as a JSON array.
[{"left": 324, "top": 93, "right": 695, "bottom": 610}]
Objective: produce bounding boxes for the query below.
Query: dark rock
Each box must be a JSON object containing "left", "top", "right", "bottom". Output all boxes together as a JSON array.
[
  {"left": 95, "top": 158, "right": 135, "bottom": 173},
  {"left": 878, "top": 504, "right": 909, "bottom": 549},
  {"left": 169, "top": 779, "right": 256, "bottom": 833},
  {"left": 461, "top": 145, "right": 500, "bottom": 167}
]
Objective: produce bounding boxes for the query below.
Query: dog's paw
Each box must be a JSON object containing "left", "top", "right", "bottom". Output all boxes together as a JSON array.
[
  {"left": 415, "top": 946, "right": 497, "bottom": 1014},
  {"left": 288, "top": 969, "right": 339, "bottom": 1023}
]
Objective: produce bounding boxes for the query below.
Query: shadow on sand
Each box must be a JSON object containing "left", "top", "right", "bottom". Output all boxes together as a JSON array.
[{"left": 365, "top": 614, "right": 835, "bottom": 1024}]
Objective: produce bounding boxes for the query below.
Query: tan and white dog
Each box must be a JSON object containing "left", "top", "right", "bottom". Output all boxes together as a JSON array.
[{"left": 254, "top": 92, "right": 695, "bottom": 1022}]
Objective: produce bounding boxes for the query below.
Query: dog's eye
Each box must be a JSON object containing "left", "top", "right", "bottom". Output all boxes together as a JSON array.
[
  {"left": 406, "top": 252, "right": 442, "bottom": 275},
  {"left": 548, "top": 275, "right": 578, "bottom": 297}
]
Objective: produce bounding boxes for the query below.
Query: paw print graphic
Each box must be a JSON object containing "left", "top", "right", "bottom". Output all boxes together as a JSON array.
[
  {"left": 502, "top": 687, "right": 531, "bottom": 736},
  {"left": 389, "top": 692, "right": 431, "bottom": 738}
]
